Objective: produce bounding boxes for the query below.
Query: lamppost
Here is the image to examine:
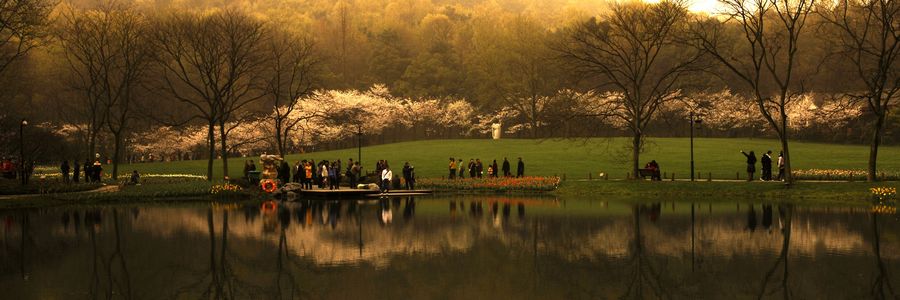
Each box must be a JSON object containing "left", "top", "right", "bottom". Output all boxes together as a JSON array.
[
  {"left": 689, "top": 111, "right": 703, "bottom": 181},
  {"left": 19, "top": 119, "right": 27, "bottom": 185},
  {"left": 356, "top": 125, "right": 362, "bottom": 164}
]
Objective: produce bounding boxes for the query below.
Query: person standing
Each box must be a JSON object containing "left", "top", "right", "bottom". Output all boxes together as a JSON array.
[
  {"left": 381, "top": 166, "right": 393, "bottom": 193},
  {"left": 457, "top": 159, "right": 465, "bottom": 179},
  {"left": 468, "top": 159, "right": 476, "bottom": 178},
  {"left": 92, "top": 161, "right": 102, "bottom": 183},
  {"left": 320, "top": 162, "right": 329, "bottom": 189},
  {"left": 516, "top": 157, "right": 525, "bottom": 177},
  {"left": 304, "top": 161, "right": 314, "bottom": 189},
  {"left": 279, "top": 160, "right": 291, "bottom": 184},
  {"left": 293, "top": 161, "right": 302, "bottom": 183},
  {"left": 73, "top": 161, "right": 80, "bottom": 183},
  {"left": 448, "top": 158, "right": 457, "bottom": 179},
  {"left": 491, "top": 160, "right": 499, "bottom": 178},
  {"left": 403, "top": 162, "right": 413, "bottom": 189},
  {"left": 475, "top": 159, "right": 484, "bottom": 178},
  {"left": 761, "top": 150, "right": 773, "bottom": 181},
  {"left": 777, "top": 151, "right": 785, "bottom": 181},
  {"left": 84, "top": 160, "right": 93, "bottom": 183},
  {"left": 408, "top": 166, "right": 416, "bottom": 190},
  {"left": 350, "top": 161, "right": 360, "bottom": 188},
  {"left": 740, "top": 150, "right": 757, "bottom": 181},
  {"left": 328, "top": 162, "right": 338, "bottom": 190},
  {"left": 502, "top": 158, "right": 511, "bottom": 177},
  {"left": 335, "top": 159, "right": 343, "bottom": 186},
  {"left": 61, "top": 160, "right": 70, "bottom": 184}
]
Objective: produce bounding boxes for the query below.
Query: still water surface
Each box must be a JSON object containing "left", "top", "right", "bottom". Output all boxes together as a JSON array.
[{"left": 0, "top": 196, "right": 897, "bottom": 299}]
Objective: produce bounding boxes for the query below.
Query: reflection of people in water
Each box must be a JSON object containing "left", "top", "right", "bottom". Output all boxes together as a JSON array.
[
  {"left": 379, "top": 200, "right": 392, "bottom": 225},
  {"left": 747, "top": 204, "right": 757, "bottom": 232},
  {"left": 61, "top": 213, "right": 70, "bottom": 231},
  {"left": 403, "top": 197, "right": 415, "bottom": 221},
  {"left": 518, "top": 202, "right": 525, "bottom": 219},
  {"left": 762, "top": 204, "right": 773, "bottom": 232},
  {"left": 502, "top": 203, "right": 510, "bottom": 219},
  {"left": 641, "top": 203, "right": 662, "bottom": 222},
  {"left": 450, "top": 201, "right": 457, "bottom": 218}
]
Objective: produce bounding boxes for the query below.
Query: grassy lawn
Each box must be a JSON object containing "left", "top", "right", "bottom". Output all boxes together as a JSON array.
[
  {"left": 557, "top": 180, "right": 899, "bottom": 206},
  {"left": 119, "top": 137, "right": 900, "bottom": 180}
]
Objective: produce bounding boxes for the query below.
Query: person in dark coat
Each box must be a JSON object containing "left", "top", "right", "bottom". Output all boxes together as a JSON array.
[
  {"left": 92, "top": 161, "right": 102, "bottom": 182},
  {"left": 61, "top": 160, "right": 70, "bottom": 184},
  {"left": 491, "top": 160, "right": 499, "bottom": 178},
  {"left": 73, "top": 161, "right": 80, "bottom": 183},
  {"left": 279, "top": 160, "right": 291, "bottom": 184},
  {"left": 83, "top": 160, "right": 93, "bottom": 183},
  {"left": 475, "top": 159, "right": 484, "bottom": 178},
  {"left": 501, "top": 158, "right": 511, "bottom": 177},
  {"left": 741, "top": 150, "right": 757, "bottom": 181},
  {"left": 403, "top": 162, "right": 413, "bottom": 189},
  {"left": 516, "top": 158, "right": 525, "bottom": 177},
  {"left": 468, "top": 159, "right": 476, "bottom": 178},
  {"left": 761, "top": 150, "right": 773, "bottom": 181}
]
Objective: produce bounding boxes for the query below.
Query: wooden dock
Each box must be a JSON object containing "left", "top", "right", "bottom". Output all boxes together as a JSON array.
[{"left": 295, "top": 188, "right": 433, "bottom": 199}]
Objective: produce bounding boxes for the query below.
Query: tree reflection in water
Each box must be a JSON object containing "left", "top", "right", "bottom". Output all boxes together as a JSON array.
[
  {"left": 757, "top": 205, "right": 793, "bottom": 299},
  {"left": 621, "top": 204, "right": 670, "bottom": 300},
  {"left": 871, "top": 212, "right": 896, "bottom": 299}
]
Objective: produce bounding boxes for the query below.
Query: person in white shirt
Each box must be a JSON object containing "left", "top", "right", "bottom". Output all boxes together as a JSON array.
[{"left": 381, "top": 167, "right": 393, "bottom": 193}]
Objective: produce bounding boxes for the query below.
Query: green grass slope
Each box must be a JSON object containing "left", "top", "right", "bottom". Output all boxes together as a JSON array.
[{"left": 119, "top": 138, "right": 900, "bottom": 180}]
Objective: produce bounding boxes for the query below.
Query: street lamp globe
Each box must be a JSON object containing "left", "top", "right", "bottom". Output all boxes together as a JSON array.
[{"left": 21, "top": 119, "right": 27, "bottom": 126}]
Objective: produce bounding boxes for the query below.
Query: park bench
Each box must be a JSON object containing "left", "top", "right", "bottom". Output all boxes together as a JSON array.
[{"left": 638, "top": 168, "right": 661, "bottom": 181}]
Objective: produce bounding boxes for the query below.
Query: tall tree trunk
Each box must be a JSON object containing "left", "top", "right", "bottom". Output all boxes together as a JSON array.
[
  {"left": 780, "top": 134, "right": 792, "bottom": 184},
  {"left": 219, "top": 123, "right": 229, "bottom": 180},
  {"left": 632, "top": 132, "right": 641, "bottom": 180},
  {"left": 111, "top": 133, "right": 122, "bottom": 180},
  {"left": 206, "top": 123, "right": 215, "bottom": 181},
  {"left": 868, "top": 112, "right": 886, "bottom": 181}
]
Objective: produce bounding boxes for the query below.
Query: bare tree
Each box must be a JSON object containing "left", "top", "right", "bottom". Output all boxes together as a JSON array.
[
  {"left": 58, "top": 3, "right": 153, "bottom": 180},
  {"left": 818, "top": 0, "right": 900, "bottom": 181},
  {"left": 262, "top": 29, "right": 319, "bottom": 157},
  {"left": 556, "top": 0, "right": 705, "bottom": 179},
  {"left": 690, "top": 0, "right": 816, "bottom": 184},
  {"left": 0, "top": 0, "right": 52, "bottom": 75},
  {"left": 152, "top": 10, "right": 266, "bottom": 180}
]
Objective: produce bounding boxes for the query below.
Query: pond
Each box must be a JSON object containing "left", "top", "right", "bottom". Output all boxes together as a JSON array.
[{"left": 0, "top": 196, "right": 897, "bottom": 299}]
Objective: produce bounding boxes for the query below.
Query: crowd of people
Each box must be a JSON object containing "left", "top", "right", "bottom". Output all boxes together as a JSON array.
[
  {"left": 244, "top": 158, "right": 366, "bottom": 191},
  {"left": 447, "top": 157, "right": 525, "bottom": 179},
  {"left": 741, "top": 150, "right": 785, "bottom": 181}
]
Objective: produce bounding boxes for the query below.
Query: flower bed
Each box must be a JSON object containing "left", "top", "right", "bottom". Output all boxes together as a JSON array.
[
  {"left": 793, "top": 169, "right": 900, "bottom": 181},
  {"left": 870, "top": 187, "right": 897, "bottom": 214},
  {"left": 417, "top": 176, "right": 560, "bottom": 192}
]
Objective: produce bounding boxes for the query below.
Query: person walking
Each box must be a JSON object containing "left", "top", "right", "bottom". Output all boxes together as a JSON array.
[
  {"left": 381, "top": 165, "right": 393, "bottom": 193},
  {"left": 516, "top": 157, "right": 525, "bottom": 177},
  {"left": 502, "top": 158, "right": 511, "bottom": 177},
  {"left": 61, "top": 160, "right": 70, "bottom": 184},
  {"left": 73, "top": 161, "right": 80, "bottom": 183},
  {"left": 491, "top": 160, "right": 499, "bottom": 178},
  {"left": 448, "top": 158, "right": 457, "bottom": 179},
  {"left": 457, "top": 159, "right": 465, "bottom": 179},
  {"left": 740, "top": 150, "right": 757, "bottom": 181},
  {"left": 761, "top": 150, "right": 773, "bottom": 181},
  {"left": 776, "top": 151, "right": 785, "bottom": 181}
]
